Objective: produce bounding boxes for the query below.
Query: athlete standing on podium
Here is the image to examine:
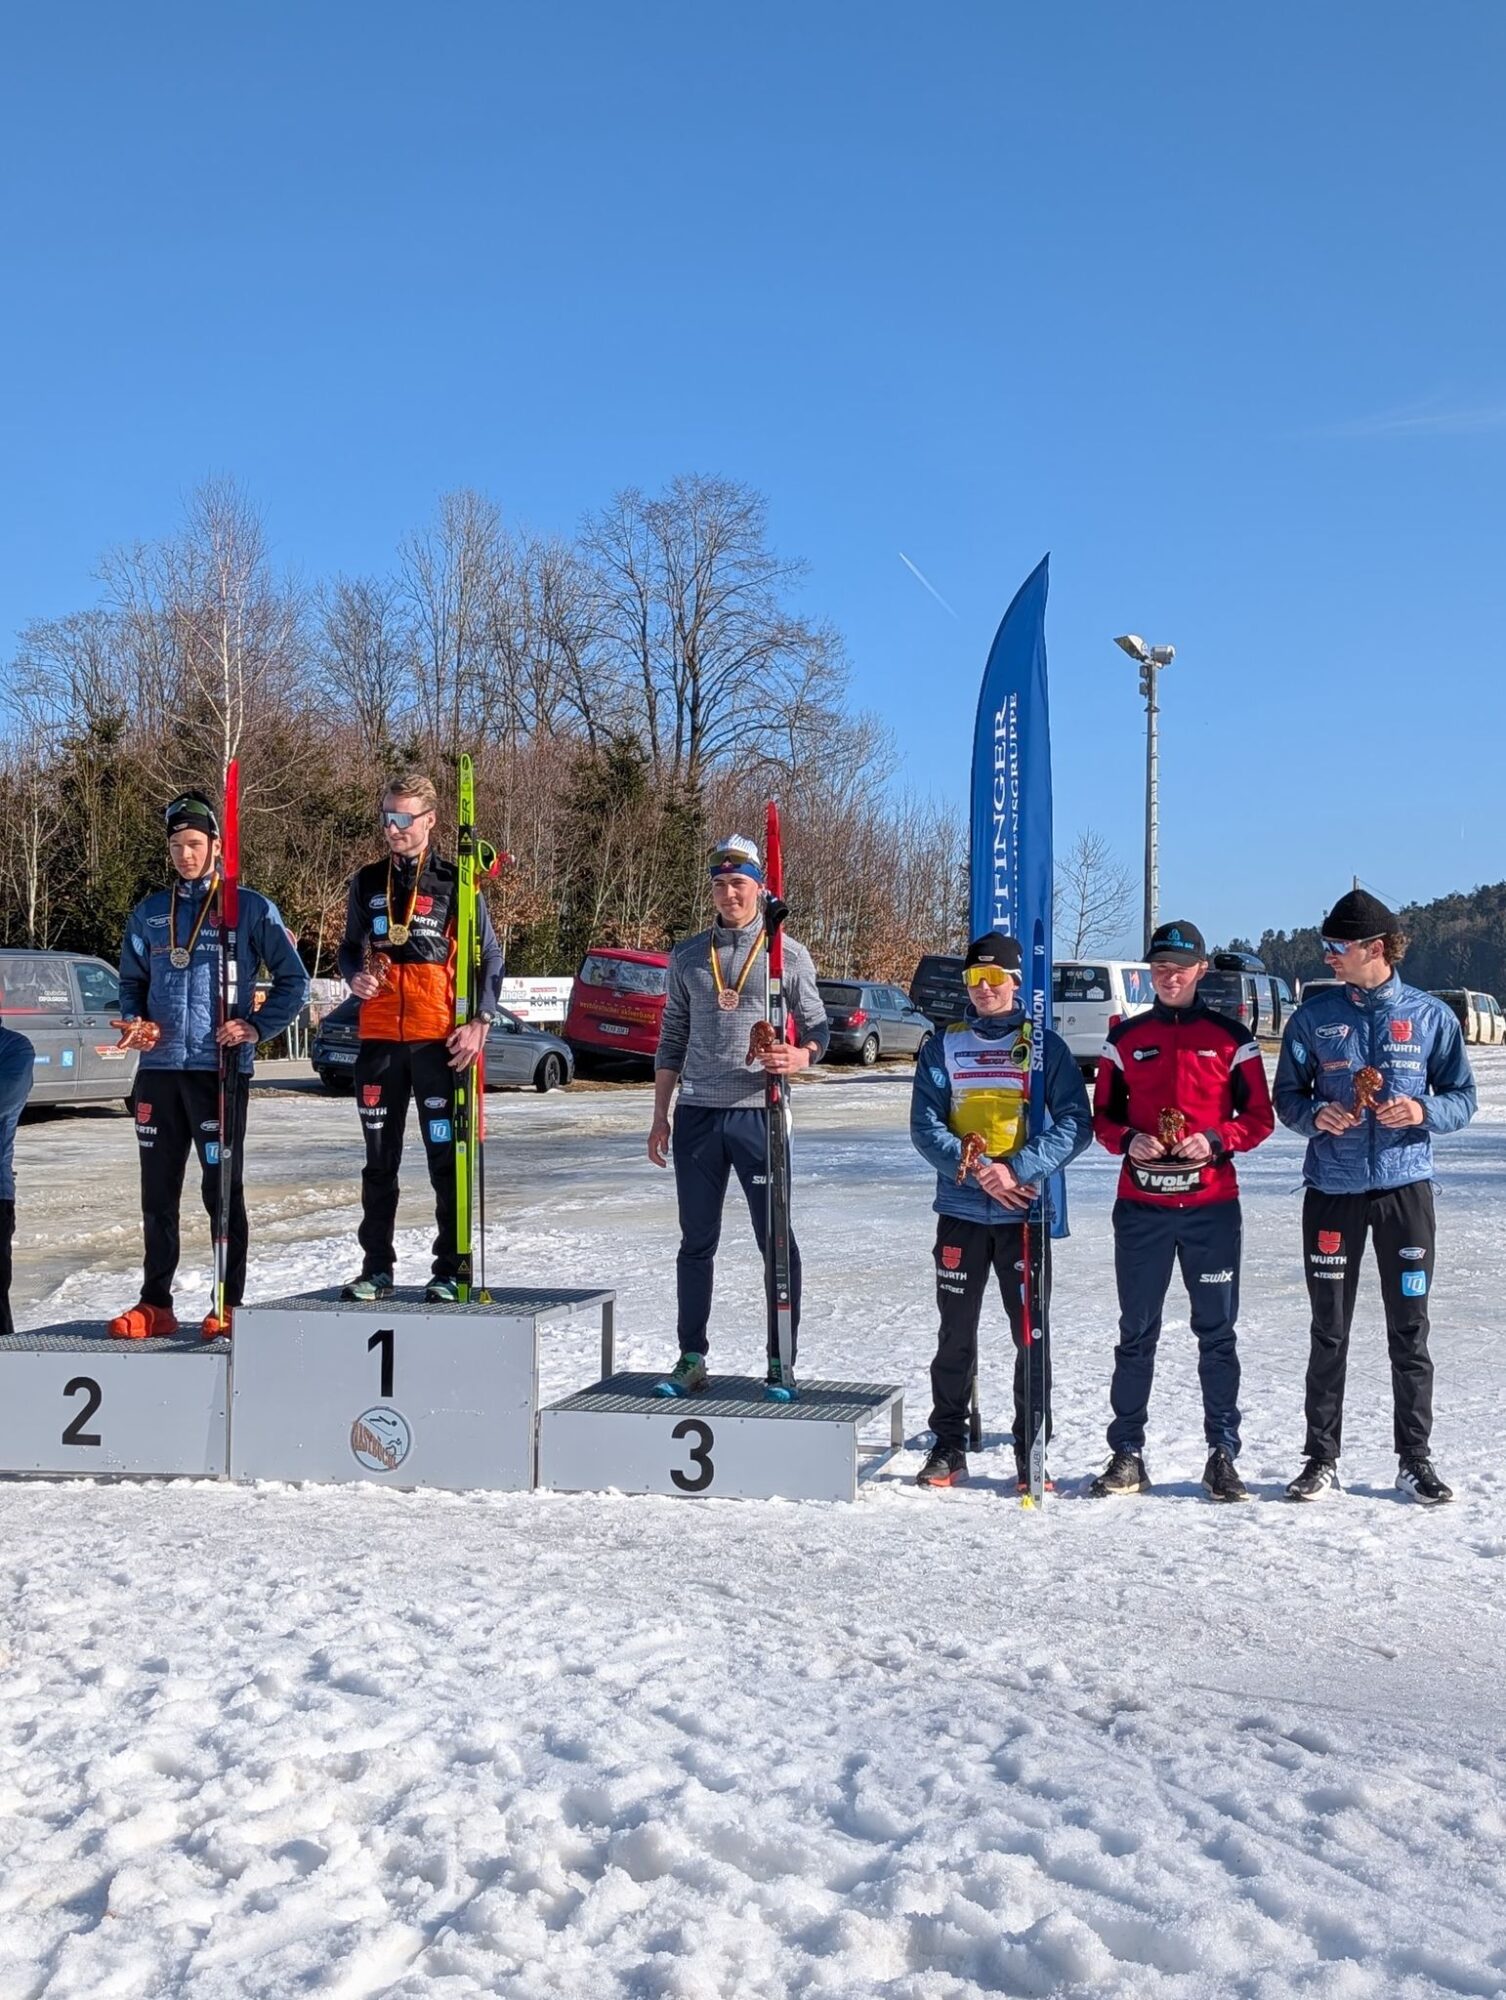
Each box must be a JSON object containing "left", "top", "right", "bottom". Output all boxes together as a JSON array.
[
  {"left": 110, "top": 789, "right": 307, "bottom": 1340},
  {"left": 648, "top": 834, "right": 829, "bottom": 1397},
  {"left": 0, "top": 1005, "right": 35, "bottom": 1340},
  {"left": 338, "top": 772, "right": 503, "bottom": 1303}
]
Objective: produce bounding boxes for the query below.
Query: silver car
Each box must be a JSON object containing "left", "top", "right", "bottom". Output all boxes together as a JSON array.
[
  {"left": 311, "top": 996, "right": 573, "bottom": 1093},
  {"left": 0, "top": 949, "right": 139, "bottom": 1108}
]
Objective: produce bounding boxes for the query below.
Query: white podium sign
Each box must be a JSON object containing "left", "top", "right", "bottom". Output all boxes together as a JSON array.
[
  {"left": 538, "top": 1374, "right": 904, "bottom": 1503},
  {"left": 2, "top": 1324, "right": 229, "bottom": 1477},
  {"left": 230, "top": 1286, "right": 613, "bottom": 1491}
]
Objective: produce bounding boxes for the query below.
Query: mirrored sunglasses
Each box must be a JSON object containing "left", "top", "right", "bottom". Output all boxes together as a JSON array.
[
  {"left": 1321, "top": 935, "right": 1379, "bottom": 955},
  {"left": 381, "top": 808, "right": 428, "bottom": 829},
  {"left": 963, "top": 963, "right": 1015, "bottom": 988}
]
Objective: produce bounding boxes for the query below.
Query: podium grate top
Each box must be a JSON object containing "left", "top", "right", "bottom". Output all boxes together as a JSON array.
[
  {"left": 9, "top": 1322, "right": 223, "bottom": 1354},
  {"left": 546, "top": 1373, "right": 900, "bottom": 1424},
  {"left": 241, "top": 1285, "right": 613, "bottom": 1320}
]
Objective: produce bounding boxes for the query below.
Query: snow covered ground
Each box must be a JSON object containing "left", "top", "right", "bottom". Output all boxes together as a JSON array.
[{"left": 4, "top": 1054, "right": 1506, "bottom": 1998}]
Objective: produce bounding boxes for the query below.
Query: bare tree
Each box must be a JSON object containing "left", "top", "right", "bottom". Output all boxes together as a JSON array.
[
  {"left": 1056, "top": 829, "right": 1136, "bottom": 957},
  {"left": 319, "top": 575, "right": 416, "bottom": 762}
]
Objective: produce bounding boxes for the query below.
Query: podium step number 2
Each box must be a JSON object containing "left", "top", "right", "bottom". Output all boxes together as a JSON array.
[{"left": 2, "top": 1326, "right": 230, "bottom": 1477}]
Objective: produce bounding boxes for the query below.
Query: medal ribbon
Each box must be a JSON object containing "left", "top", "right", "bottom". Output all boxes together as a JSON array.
[
  {"left": 385, "top": 848, "right": 426, "bottom": 941},
  {"left": 709, "top": 925, "right": 766, "bottom": 1006},
  {"left": 170, "top": 871, "right": 220, "bottom": 964}
]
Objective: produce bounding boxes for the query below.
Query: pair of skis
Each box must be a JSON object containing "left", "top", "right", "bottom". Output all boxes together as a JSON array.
[
  {"left": 454, "top": 754, "right": 500, "bottom": 1303},
  {"left": 762, "top": 800, "right": 797, "bottom": 1399}
]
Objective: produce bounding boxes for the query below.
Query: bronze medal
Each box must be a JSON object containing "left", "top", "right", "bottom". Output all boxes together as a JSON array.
[
  {"left": 387, "top": 924, "right": 411, "bottom": 947},
  {"left": 717, "top": 987, "right": 740, "bottom": 1012},
  {"left": 170, "top": 947, "right": 191, "bottom": 970}
]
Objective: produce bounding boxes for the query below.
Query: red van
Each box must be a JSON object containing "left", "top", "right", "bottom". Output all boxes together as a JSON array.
[{"left": 562, "top": 947, "right": 671, "bottom": 1070}]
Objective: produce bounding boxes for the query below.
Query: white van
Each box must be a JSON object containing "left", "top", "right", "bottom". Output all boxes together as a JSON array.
[{"left": 1053, "top": 959, "right": 1154, "bottom": 1073}]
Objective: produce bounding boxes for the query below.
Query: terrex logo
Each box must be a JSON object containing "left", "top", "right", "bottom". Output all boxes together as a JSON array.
[{"left": 1318, "top": 1230, "right": 1342, "bottom": 1255}]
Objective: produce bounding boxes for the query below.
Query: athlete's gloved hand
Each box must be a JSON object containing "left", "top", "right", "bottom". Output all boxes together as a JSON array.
[{"left": 112, "top": 1018, "right": 162, "bottom": 1052}]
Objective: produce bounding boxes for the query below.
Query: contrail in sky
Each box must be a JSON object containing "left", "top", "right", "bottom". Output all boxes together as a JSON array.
[{"left": 898, "top": 551, "right": 959, "bottom": 619}]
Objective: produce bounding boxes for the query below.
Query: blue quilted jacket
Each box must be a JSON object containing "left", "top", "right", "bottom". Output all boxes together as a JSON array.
[
  {"left": 1273, "top": 974, "right": 1475, "bottom": 1193},
  {"left": 118, "top": 877, "right": 307, "bottom": 1075}
]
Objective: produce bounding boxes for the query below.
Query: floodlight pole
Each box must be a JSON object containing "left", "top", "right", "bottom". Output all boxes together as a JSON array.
[{"left": 1114, "top": 635, "right": 1175, "bottom": 954}]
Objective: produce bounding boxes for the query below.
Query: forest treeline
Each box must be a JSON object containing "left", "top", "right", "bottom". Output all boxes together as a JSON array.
[{"left": 0, "top": 477, "right": 966, "bottom": 980}]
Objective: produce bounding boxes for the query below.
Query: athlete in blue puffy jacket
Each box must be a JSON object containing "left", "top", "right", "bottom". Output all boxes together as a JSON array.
[
  {"left": 1274, "top": 889, "right": 1476, "bottom": 1506},
  {"left": 909, "top": 931, "right": 1091, "bottom": 1490},
  {"left": 0, "top": 1015, "right": 34, "bottom": 1338},
  {"left": 112, "top": 789, "right": 307, "bottom": 1340}
]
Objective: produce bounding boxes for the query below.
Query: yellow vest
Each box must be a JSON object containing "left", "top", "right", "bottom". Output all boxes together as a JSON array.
[{"left": 943, "top": 1020, "right": 1032, "bottom": 1158}]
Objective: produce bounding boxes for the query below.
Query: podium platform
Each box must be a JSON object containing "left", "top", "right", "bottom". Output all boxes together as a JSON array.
[
  {"left": 537, "top": 1373, "right": 904, "bottom": 1503},
  {"left": 230, "top": 1285, "right": 614, "bottom": 1491},
  {"left": 1, "top": 1323, "right": 230, "bottom": 1477}
]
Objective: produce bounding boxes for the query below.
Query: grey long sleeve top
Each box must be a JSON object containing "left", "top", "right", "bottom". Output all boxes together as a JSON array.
[{"left": 655, "top": 916, "right": 830, "bottom": 1110}]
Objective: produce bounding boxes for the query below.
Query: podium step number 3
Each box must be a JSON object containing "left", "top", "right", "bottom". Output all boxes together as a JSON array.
[{"left": 538, "top": 1374, "right": 904, "bottom": 1503}]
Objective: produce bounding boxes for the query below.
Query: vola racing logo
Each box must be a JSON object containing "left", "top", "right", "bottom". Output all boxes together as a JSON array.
[
  {"left": 1316, "top": 1024, "right": 1350, "bottom": 1041},
  {"left": 350, "top": 1407, "right": 412, "bottom": 1471},
  {"left": 1399, "top": 1245, "right": 1426, "bottom": 1260}
]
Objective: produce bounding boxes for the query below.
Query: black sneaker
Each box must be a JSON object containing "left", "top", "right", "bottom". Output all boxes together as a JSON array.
[
  {"left": 1087, "top": 1449, "right": 1151, "bottom": 1498},
  {"left": 1397, "top": 1455, "right": 1454, "bottom": 1505},
  {"left": 1284, "top": 1456, "right": 1340, "bottom": 1502},
  {"left": 1202, "top": 1447, "right": 1249, "bottom": 1503},
  {"left": 916, "top": 1445, "right": 969, "bottom": 1488}
]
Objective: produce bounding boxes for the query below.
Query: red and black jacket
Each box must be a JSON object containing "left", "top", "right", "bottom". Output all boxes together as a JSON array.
[
  {"left": 1093, "top": 998, "right": 1274, "bottom": 1207},
  {"left": 336, "top": 852, "right": 503, "bottom": 1044}
]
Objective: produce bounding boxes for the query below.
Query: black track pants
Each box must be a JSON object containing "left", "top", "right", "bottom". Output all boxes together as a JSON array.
[
  {"left": 0, "top": 1198, "right": 13, "bottom": 1338},
  {"left": 929, "top": 1215, "right": 1052, "bottom": 1453},
  {"left": 671, "top": 1103, "right": 801, "bottom": 1361},
  {"left": 132, "top": 1069, "right": 249, "bottom": 1310},
  {"left": 1302, "top": 1181, "right": 1437, "bottom": 1461},
  {"left": 353, "top": 1040, "right": 459, "bottom": 1280}
]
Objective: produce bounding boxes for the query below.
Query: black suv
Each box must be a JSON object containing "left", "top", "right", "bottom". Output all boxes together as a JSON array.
[
  {"left": 909, "top": 954, "right": 968, "bottom": 1029},
  {"left": 816, "top": 981, "right": 933, "bottom": 1064}
]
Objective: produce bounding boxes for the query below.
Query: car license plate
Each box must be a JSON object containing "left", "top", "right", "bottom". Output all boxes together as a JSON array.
[
  {"left": 598, "top": 1022, "right": 630, "bottom": 1037},
  {"left": 327, "top": 1049, "right": 356, "bottom": 1063}
]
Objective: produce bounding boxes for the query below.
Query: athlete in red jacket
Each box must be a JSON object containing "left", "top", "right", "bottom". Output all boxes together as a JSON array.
[{"left": 1088, "top": 920, "right": 1274, "bottom": 1500}]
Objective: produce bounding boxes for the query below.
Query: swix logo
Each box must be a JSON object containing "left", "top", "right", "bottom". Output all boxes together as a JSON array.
[
  {"left": 940, "top": 1244, "right": 962, "bottom": 1271},
  {"left": 361, "top": 1085, "right": 382, "bottom": 1108},
  {"left": 1318, "top": 1230, "right": 1342, "bottom": 1255},
  {"left": 1199, "top": 1269, "right": 1233, "bottom": 1285},
  {"left": 1391, "top": 1020, "right": 1412, "bottom": 1043},
  {"left": 135, "top": 1101, "right": 152, "bottom": 1123}
]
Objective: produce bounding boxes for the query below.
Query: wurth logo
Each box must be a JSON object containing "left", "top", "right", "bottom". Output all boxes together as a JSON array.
[
  {"left": 135, "top": 1102, "right": 152, "bottom": 1123},
  {"left": 361, "top": 1085, "right": 382, "bottom": 1108},
  {"left": 940, "top": 1244, "right": 962, "bottom": 1271},
  {"left": 1318, "top": 1230, "right": 1343, "bottom": 1255}
]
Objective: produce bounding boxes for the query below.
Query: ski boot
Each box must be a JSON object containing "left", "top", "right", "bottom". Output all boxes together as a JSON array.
[
  {"left": 200, "top": 1310, "right": 232, "bottom": 1341},
  {"left": 107, "top": 1302, "right": 179, "bottom": 1341}
]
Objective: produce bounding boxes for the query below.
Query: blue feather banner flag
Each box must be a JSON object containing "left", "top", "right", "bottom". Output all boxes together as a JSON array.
[{"left": 968, "top": 553, "right": 1066, "bottom": 1237}]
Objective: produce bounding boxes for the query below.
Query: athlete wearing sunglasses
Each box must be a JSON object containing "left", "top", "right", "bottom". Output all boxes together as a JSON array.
[{"left": 909, "top": 931, "right": 1091, "bottom": 1491}]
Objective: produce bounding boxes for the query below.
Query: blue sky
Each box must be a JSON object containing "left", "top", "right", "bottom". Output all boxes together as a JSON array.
[{"left": 3, "top": 3, "right": 1502, "bottom": 948}]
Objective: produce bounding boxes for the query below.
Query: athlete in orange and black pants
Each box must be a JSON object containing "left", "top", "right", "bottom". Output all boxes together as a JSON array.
[{"left": 336, "top": 775, "right": 502, "bottom": 1300}]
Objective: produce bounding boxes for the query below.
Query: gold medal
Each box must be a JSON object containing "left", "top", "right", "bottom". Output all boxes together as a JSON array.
[
  {"left": 385, "top": 850, "right": 424, "bottom": 949},
  {"left": 387, "top": 924, "right": 411, "bottom": 947},
  {"left": 170, "top": 948, "right": 191, "bottom": 970},
  {"left": 169, "top": 872, "right": 218, "bottom": 971}
]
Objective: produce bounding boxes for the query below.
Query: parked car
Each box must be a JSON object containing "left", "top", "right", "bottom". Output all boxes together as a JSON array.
[
  {"left": 311, "top": 996, "right": 572, "bottom": 1092},
  {"left": 1053, "top": 960, "right": 1154, "bottom": 1072},
  {"left": 562, "top": 947, "right": 670, "bottom": 1072},
  {"left": 909, "top": 954, "right": 968, "bottom": 1028},
  {"left": 1298, "top": 977, "right": 1344, "bottom": 1000},
  {"left": 1431, "top": 989, "right": 1506, "bottom": 1046},
  {"left": 0, "top": 948, "right": 138, "bottom": 1108},
  {"left": 816, "top": 980, "right": 931, "bottom": 1065}
]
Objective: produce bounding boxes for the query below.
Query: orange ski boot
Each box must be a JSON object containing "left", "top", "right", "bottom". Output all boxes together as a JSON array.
[
  {"left": 200, "top": 1310, "right": 231, "bottom": 1341},
  {"left": 107, "top": 1302, "right": 180, "bottom": 1340}
]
